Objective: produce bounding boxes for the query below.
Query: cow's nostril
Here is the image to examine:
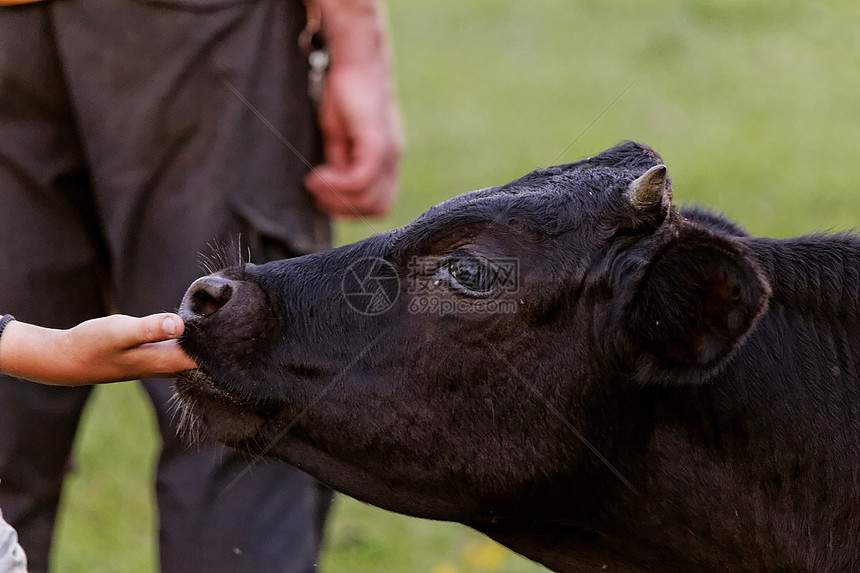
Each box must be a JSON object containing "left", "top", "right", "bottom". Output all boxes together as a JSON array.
[
  {"left": 181, "top": 276, "right": 236, "bottom": 319},
  {"left": 191, "top": 287, "right": 231, "bottom": 317}
]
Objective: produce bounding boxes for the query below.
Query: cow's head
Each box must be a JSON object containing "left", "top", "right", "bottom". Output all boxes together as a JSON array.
[{"left": 175, "top": 141, "right": 770, "bottom": 526}]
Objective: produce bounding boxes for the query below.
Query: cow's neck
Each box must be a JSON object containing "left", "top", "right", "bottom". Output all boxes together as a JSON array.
[
  {"left": 470, "top": 520, "right": 668, "bottom": 573},
  {"left": 474, "top": 235, "right": 860, "bottom": 572},
  {"left": 602, "top": 233, "right": 860, "bottom": 571},
  {"left": 741, "top": 234, "right": 860, "bottom": 317}
]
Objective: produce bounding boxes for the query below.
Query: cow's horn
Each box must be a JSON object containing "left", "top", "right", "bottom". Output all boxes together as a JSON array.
[{"left": 627, "top": 165, "right": 668, "bottom": 211}]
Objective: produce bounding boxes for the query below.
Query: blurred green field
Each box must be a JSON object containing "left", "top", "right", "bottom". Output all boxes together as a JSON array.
[{"left": 52, "top": 1, "right": 859, "bottom": 572}]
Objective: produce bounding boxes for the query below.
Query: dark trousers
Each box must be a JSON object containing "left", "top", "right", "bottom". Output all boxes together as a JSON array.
[{"left": 0, "top": 1, "right": 331, "bottom": 571}]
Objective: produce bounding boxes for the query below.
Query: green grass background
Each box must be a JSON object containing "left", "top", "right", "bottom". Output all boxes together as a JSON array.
[{"left": 52, "top": 1, "right": 859, "bottom": 571}]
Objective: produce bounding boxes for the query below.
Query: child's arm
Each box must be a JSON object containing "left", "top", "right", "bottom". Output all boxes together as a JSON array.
[{"left": 0, "top": 313, "right": 198, "bottom": 385}]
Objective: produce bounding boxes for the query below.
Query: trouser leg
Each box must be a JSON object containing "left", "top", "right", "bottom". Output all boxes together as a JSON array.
[
  {"left": 0, "top": 382, "right": 93, "bottom": 573},
  {"left": 143, "top": 379, "right": 332, "bottom": 573},
  {"left": 48, "top": 0, "right": 332, "bottom": 570},
  {"left": 0, "top": 6, "right": 106, "bottom": 572}
]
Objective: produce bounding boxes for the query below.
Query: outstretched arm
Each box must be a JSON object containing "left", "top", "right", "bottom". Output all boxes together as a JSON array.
[
  {"left": 304, "top": 0, "right": 404, "bottom": 218},
  {"left": 0, "top": 313, "right": 198, "bottom": 385}
]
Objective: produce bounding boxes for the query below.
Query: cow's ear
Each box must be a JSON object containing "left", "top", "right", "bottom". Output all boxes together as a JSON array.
[{"left": 626, "top": 228, "right": 771, "bottom": 384}]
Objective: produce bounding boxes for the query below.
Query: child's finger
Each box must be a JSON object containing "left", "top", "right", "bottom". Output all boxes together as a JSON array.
[
  {"left": 135, "top": 313, "right": 185, "bottom": 345},
  {"left": 128, "top": 340, "right": 198, "bottom": 377}
]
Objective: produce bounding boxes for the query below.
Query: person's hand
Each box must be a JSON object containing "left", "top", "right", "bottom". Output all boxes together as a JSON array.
[
  {"left": 0, "top": 313, "right": 198, "bottom": 386},
  {"left": 304, "top": 0, "right": 404, "bottom": 218}
]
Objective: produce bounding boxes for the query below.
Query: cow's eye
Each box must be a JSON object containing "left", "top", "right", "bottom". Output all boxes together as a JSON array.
[{"left": 444, "top": 253, "right": 498, "bottom": 294}]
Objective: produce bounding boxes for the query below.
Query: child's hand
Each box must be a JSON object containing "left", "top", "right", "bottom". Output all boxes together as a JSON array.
[{"left": 0, "top": 313, "right": 198, "bottom": 385}]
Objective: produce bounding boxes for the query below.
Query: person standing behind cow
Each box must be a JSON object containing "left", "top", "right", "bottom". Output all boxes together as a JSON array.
[{"left": 0, "top": 0, "right": 403, "bottom": 571}]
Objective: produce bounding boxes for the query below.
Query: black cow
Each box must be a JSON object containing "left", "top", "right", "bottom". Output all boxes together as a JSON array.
[{"left": 175, "top": 141, "right": 860, "bottom": 572}]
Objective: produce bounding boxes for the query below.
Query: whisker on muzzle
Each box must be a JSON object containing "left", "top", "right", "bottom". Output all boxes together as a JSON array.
[
  {"left": 168, "top": 384, "right": 203, "bottom": 445},
  {"left": 197, "top": 236, "right": 249, "bottom": 275}
]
